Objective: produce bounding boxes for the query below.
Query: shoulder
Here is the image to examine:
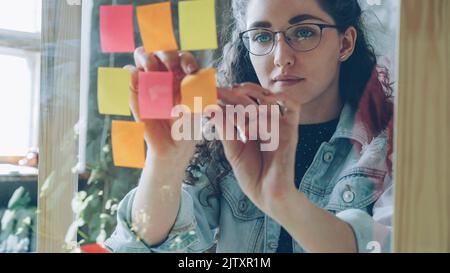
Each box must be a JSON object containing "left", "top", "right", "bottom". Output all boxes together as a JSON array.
[
  {"left": 354, "top": 130, "right": 389, "bottom": 170},
  {"left": 326, "top": 131, "right": 390, "bottom": 214}
]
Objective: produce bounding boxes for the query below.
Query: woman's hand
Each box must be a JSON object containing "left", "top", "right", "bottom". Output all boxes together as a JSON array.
[
  {"left": 125, "top": 47, "right": 200, "bottom": 165},
  {"left": 214, "top": 83, "right": 302, "bottom": 216},
  {"left": 215, "top": 84, "right": 359, "bottom": 253},
  {"left": 128, "top": 48, "right": 204, "bottom": 245}
]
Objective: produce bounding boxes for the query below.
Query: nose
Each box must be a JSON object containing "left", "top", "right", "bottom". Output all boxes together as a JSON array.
[{"left": 273, "top": 33, "right": 295, "bottom": 68}]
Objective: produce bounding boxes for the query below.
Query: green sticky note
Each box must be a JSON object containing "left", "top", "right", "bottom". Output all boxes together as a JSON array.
[
  {"left": 97, "top": 67, "right": 131, "bottom": 116},
  {"left": 179, "top": 0, "right": 218, "bottom": 51}
]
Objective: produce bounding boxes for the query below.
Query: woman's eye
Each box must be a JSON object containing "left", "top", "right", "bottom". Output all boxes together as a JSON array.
[
  {"left": 253, "top": 33, "right": 272, "bottom": 43},
  {"left": 294, "top": 28, "right": 315, "bottom": 39}
]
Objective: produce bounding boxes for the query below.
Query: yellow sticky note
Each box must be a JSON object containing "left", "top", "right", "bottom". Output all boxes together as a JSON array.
[
  {"left": 137, "top": 2, "right": 178, "bottom": 53},
  {"left": 181, "top": 68, "right": 218, "bottom": 113},
  {"left": 97, "top": 67, "right": 131, "bottom": 116},
  {"left": 111, "top": 120, "right": 145, "bottom": 169},
  {"left": 179, "top": 0, "right": 218, "bottom": 51}
]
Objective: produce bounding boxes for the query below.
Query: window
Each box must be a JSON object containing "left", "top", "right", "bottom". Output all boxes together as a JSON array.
[
  {"left": 0, "top": 1, "right": 41, "bottom": 159},
  {"left": 0, "top": 0, "right": 41, "bottom": 33}
]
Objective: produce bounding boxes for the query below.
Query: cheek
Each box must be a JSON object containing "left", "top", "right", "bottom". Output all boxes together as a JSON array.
[
  {"left": 311, "top": 53, "right": 339, "bottom": 77},
  {"left": 250, "top": 55, "right": 272, "bottom": 87},
  {"left": 305, "top": 41, "right": 341, "bottom": 83}
]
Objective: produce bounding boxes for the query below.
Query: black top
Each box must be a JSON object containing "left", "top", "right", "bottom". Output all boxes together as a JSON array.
[{"left": 276, "top": 118, "right": 340, "bottom": 253}]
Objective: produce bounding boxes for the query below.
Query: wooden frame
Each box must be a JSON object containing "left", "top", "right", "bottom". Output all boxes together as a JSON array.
[
  {"left": 37, "top": 1, "right": 81, "bottom": 252},
  {"left": 394, "top": 0, "right": 450, "bottom": 252}
]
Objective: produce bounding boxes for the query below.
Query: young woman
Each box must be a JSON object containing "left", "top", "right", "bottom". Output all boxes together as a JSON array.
[{"left": 105, "top": 0, "right": 394, "bottom": 253}]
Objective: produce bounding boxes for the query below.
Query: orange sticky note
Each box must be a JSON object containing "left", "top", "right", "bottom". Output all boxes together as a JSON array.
[
  {"left": 97, "top": 67, "right": 131, "bottom": 116},
  {"left": 181, "top": 68, "right": 218, "bottom": 113},
  {"left": 100, "top": 5, "right": 135, "bottom": 53},
  {"left": 136, "top": 2, "right": 178, "bottom": 53},
  {"left": 111, "top": 121, "right": 145, "bottom": 169},
  {"left": 138, "top": 71, "right": 174, "bottom": 119}
]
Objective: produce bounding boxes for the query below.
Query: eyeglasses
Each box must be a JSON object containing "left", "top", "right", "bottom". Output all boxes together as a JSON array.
[{"left": 239, "top": 23, "right": 340, "bottom": 56}]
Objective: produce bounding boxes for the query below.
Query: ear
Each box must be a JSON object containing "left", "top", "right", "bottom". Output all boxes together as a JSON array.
[{"left": 339, "top": 26, "right": 357, "bottom": 62}]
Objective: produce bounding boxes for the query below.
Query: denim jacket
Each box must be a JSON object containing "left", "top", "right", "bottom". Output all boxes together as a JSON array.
[{"left": 105, "top": 103, "right": 393, "bottom": 253}]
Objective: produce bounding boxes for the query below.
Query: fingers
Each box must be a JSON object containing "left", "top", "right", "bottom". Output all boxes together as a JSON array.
[
  {"left": 133, "top": 48, "right": 200, "bottom": 107},
  {"left": 227, "top": 83, "right": 300, "bottom": 114},
  {"left": 134, "top": 47, "right": 199, "bottom": 75},
  {"left": 217, "top": 83, "right": 275, "bottom": 106},
  {"left": 204, "top": 104, "right": 245, "bottom": 161},
  {"left": 265, "top": 92, "right": 301, "bottom": 123},
  {"left": 217, "top": 87, "right": 258, "bottom": 107},
  {"left": 123, "top": 64, "right": 138, "bottom": 92},
  {"left": 123, "top": 65, "right": 141, "bottom": 123},
  {"left": 215, "top": 83, "right": 303, "bottom": 145},
  {"left": 217, "top": 87, "right": 259, "bottom": 142},
  {"left": 217, "top": 85, "right": 269, "bottom": 141},
  {"left": 179, "top": 51, "right": 199, "bottom": 75},
  {"left": 134, "top": 47, "right": 161, "bottom": 72},
  {"left": 236, "top": 82, "right": 272, "bottom": 96},
  {"left": 154, "top": 50, "right": 183, "bottom": 75},
  {"left": 229, "top": 83, "right": 272, "bottom": 103},
  {"left": 230, "top": 87, "right": 300, "bottom": 120}
]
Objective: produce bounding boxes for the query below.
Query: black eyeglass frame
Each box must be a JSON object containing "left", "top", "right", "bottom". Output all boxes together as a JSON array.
[{"left": 239, "top": 23, "right": 341, "bottom": 56}]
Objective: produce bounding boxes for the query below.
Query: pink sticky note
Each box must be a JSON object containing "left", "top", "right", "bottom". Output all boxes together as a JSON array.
[
  {"left": 138, "top": 71, "right": 174, "bottom": 119},
  {"left": 100, "top": 5, "right": 135, "bottom": 53}
]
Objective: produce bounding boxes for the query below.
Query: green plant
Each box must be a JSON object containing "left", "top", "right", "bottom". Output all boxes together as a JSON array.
[
  {"left": 0, "top": 187, "right": 36, "bottom": 253},
  {"left": 69, "top": 116, "right": 140, "bottom": 247}
]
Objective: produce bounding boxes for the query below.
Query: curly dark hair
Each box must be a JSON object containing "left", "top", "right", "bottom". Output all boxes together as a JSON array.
[{"left": 183, "top": 0, "right": 395, "bottom": 193}]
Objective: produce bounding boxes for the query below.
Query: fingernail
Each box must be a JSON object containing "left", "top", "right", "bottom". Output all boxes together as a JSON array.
[
  {"left": 237, "top": 128, "right": 247, "bottom": 143},
  {"left": 187, "top": 64, "right": 195, "bottom": 74}
]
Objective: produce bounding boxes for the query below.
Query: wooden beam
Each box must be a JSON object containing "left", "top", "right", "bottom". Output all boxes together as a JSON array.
[
  {"left": 37, "top": 1, "right": 81, "bottom": 252},
  {"left": 394, "top": 0, "right": 450, "bottom": 252}
]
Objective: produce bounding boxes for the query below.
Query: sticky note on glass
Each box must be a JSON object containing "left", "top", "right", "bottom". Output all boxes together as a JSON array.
[
  {"left": 181, "top": 68, "right": 218, "bottom": 113},
  {"left": 97, "top": 67, "right": 131, "bottom": 116},
  {"left": 136, "top": 2, "right": 178, "bottom": 53},
  {"left": 111, "top": 120, "right": 145, "bottom": 169},
  {"left": 80, "top": 243, "right": 111, "bottom": 253},
  {"left": 179, "top": 0, "right": 218, "bottom": 51},
  {"left": 99, "top": 5, "right": 135, "bottom": 53},
  {"left": 138, "top": 71, "right": 174, "bottom": 119}
]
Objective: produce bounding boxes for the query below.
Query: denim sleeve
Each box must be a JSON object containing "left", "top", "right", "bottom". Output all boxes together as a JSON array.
[
  {"left": 336, "top": 176, "right": 393, "bottom": 253},
  {"left": 104, "top": 169, "right": 220, "bottom": 253}
]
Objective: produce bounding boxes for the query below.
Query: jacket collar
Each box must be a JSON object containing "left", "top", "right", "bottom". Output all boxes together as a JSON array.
[{"left": 330, "top": 103, "right": 372, "bottom": 146}]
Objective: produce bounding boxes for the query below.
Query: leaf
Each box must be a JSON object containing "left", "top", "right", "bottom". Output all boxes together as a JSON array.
[
  {"left": 96, "top": 229, "right": 107, "bottom": 243},
  {"left": 71, "top": 191, "right": 88, "bottom": 215},
  {"left": 1, "top": 210, "right": 15, "bottom": 231},
  {"left": 39, "top": 171, "right": 55, "bottom": 198},
  {"left": 7, "top": 187, "right": 31, "bottom": 210},
  {"left": 65, "top": 218, "right": 84, "bottom": 244}
]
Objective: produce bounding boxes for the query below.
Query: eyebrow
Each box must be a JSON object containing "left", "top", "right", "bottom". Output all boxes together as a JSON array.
[
  {"left": 248, "top": 14, "right": 328, "bottom": 29},
  {"left": 289, "top": 14, "right": 328, "bottom": 25}
]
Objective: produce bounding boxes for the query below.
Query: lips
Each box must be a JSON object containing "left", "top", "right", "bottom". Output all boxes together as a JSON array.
[{"left": 272, "top": 75, "right": 305, "bottom": 87}]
